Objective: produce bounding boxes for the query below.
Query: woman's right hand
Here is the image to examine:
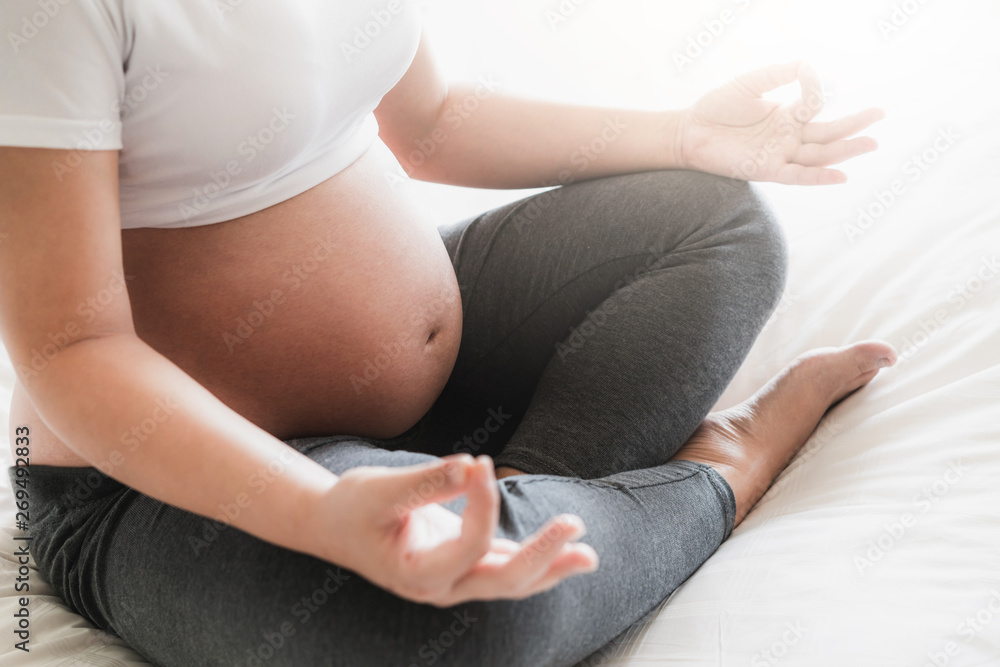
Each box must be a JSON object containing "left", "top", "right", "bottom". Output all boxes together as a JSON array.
[{"left": 310, "top": 454, "right": 599, "bottom": 607}]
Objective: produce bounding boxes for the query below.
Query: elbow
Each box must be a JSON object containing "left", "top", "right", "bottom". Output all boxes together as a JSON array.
[{"left": 13, "top": 331, "right": 137, "bottom": 399}]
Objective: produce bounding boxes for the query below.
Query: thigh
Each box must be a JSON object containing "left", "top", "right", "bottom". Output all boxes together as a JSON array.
[{"left": 415, "top": 170, "right": 785, "bottom": 463}]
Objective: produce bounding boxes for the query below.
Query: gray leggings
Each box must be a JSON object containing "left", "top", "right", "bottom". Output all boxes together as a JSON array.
[{"left": 14, "top": 170, "right": 787, "bottom": 666}]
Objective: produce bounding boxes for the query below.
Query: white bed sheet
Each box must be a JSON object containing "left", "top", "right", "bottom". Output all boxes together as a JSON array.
[{"left": 3, "top": 17, "right": 1000, "bottom": 667}]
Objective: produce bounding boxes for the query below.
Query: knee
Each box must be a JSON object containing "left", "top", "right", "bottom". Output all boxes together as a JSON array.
[
  {"left": 574, "top": 169, "right": 788, "bottom": 307},
  {"left": 627, "top": 170, "right": 787, "bottom": 294},
  {"left": 721, "top": 177, "right": 788, "bottom": 306},
  {"left": 676, "top": 170, "right": 788, "bottom": 305}
]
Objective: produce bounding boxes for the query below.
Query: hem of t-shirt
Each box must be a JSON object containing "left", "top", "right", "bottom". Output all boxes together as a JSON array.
[
  {"left": 0, "top": 115, "right": 123, "bottom": 151},
  {"left": 119, "top": 114, "right": 384, "bottom": 229}
]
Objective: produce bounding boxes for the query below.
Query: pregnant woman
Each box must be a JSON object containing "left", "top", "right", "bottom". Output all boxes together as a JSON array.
[{"left": 0, "top": 2, "right": 895, "bottom": 665}]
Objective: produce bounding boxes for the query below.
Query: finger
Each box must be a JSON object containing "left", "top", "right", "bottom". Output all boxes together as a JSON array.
[
  {"left": 394, "top": 457, "right": 498, "bottom": 595},
  {"left": 450, "top": 539, "right": 599, "bottom": 604},
  {"left": 445, "top": 517, "right": 587, "bottom": 601},
  {"left": 790, "top": 62, "right": 826, "bottom": 124},
  {"left": 454, "top": 457, "right": 501, "bottom": 572},
  {"left": 802, "top": 108, "right": 885, "bottom": 144},
  {"left": 792, "top": 136, "right": 878, "bottom": 167},
  {"left": 732, "top": 61, "right": 802, "bottom": 97},
  {"left": 502, "top": 515, "right": 587, "bottom": 588},
  {"left": 518, "top": 543, "right": 600, "bottom": 597},
  {"left": 374, "top": 454, "right": 474, "bottom": 517},
  {"left": 396, "top": 456, "right": 498, "bottom": 604},
  {"left": 773, "top": 162, "right": 847, "bottom": 186},
  {"left": 489, "top": 538, "right": 521, "bottom": 556}
]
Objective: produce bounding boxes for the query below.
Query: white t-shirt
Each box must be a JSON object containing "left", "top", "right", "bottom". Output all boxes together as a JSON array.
[{"left": 0, "top": 0, "right": 422, "bottom": 229}]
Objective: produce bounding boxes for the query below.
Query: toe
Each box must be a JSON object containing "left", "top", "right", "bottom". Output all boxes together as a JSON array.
[
  {"left": 828, "top": 340, "right": 897, "bottom": 401},
  {"left": 844, "top": 340, "right": 898, "bottom": 375}
]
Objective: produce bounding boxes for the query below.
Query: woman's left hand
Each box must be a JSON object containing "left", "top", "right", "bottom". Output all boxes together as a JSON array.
[{"left": 675, "top": 61, "right": 883, "bottom": 186}]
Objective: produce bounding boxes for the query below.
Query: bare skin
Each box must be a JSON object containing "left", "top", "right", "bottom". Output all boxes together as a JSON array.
[
  {"left": 500, "top": 340, "right": 899, "bottom": 528},
  {"left": 1, "top": 35, "right": 886, "bottom": 603},
  {"left": 13, "top": 142, "right": 465, "bottom": 467}
]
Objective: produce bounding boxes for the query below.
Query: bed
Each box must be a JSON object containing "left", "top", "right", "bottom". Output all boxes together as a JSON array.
[{"left": 2, "top": 4, "right": 999, "bottom": 666}]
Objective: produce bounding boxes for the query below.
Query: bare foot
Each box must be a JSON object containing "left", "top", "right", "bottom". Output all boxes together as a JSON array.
[
  {"left": 495, "top": 466, "right": 526, "bottom": 480},
  {"left": 673, "top": 340, "right": 897, "bottom": 527}
]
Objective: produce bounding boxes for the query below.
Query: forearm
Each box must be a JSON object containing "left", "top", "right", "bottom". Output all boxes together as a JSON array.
[
  {"left": 404, "top": 86, "right": 685, "bottom": 189},
  {"left": 21, "top": 333, "right": 336, "bottom": 560}
]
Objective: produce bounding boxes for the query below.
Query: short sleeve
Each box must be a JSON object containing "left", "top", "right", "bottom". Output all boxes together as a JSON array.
[{"left": 0, "top": 0, "right": 126, "bottom": 150}]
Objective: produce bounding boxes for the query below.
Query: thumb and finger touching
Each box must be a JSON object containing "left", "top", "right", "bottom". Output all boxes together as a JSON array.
[
  {"left": 733, "top": 61, "right": 825, "bottom": 120},
  {"left": 374, "top": 455, "right": 475, "bottom": 517},
  {"left": 360, "top": 455, "right": 598, "bottom": 603},
  {"left": 732, "top": 61, "right": 884, "bottom": 183}
]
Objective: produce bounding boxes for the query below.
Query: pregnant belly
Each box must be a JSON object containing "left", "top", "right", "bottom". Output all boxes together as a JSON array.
[{"left": 15, "top": 141, "right": 463, "bottom": 466}]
